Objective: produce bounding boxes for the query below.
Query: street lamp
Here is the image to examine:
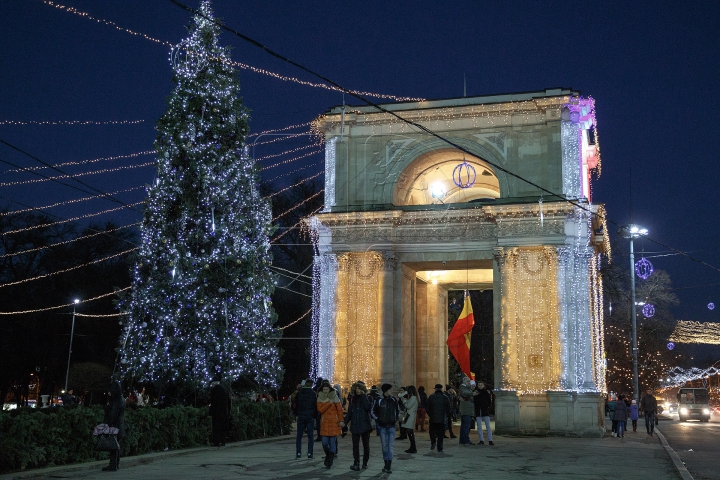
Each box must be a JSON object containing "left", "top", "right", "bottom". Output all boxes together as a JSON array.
[
  {"left": 618, "top": 224, "right": 648, "bottom": 402},
  {"left": 64, "top": 299, "right": 80, "bottom": 393}
]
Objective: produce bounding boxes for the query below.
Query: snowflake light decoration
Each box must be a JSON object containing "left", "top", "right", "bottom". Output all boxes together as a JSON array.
[
  {"left": 635, "top": 257, "right": 654, "bottom": 280},
  {"left": 642, "top": 303, "right": 655, "bottom": 318},
  {"left": 709, "top": 303, "right": 715, "bottom": 311},
  {"left": 667, "top": 342, "right": 675, "bottom": 351},
  {"left": 452, "top": 161, "right": 476, "bottom": 189}
]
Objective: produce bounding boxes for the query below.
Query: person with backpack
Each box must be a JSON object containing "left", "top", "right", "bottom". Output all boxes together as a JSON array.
[{"left": 371, "top": 383, "right": 400, "bottom": 473}]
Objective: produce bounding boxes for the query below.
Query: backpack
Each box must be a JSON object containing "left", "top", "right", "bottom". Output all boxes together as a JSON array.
[{"left": 377, "top": 398, "right": 397, "bottom": 425}]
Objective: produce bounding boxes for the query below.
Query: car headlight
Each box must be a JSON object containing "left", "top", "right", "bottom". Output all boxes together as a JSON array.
[
  {"left": 703, "top": 408, "right": 710, "bottom": 415},
  {"left": 680, "top": 408, "right": 688, "bottom": 414}
]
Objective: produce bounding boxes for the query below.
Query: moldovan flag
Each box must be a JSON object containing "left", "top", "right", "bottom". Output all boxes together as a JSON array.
[{"left": 446, "top": 295, "right": 475, "bottom": 380}]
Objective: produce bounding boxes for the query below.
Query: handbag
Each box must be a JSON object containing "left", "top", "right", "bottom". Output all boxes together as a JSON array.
[
  {"left": 95, "top": 434, "right": 120, "bottom": 451},
  {"left": 401, "top": 411, "right": 410, "bottom": 425},
  {"left": 93, "top": 423, "right": 119, "bottom": 436}
]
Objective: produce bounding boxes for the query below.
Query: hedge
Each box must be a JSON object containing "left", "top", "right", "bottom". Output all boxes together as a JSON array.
[{"left": 0, "top": 401, "right": 292, "bottom": 473}]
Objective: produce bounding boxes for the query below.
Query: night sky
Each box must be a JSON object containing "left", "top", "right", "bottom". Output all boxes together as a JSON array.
[{"left": 1, "top": 2, "right": 719, "bottom": 328}]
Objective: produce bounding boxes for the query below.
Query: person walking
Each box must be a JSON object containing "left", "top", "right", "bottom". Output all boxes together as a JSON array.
[
  {"left": 317, "top": 380, "right": 344, "bottom": 469},
  {"left": 640, "top": 389, "right": 658, "bottom": 436},
  {"left": 102, "top": 382, "right": 126, "bottom": 472},
  {"left": 427, "top": 383, "right": 452, "bottom": 453},
  {"left": 396, "top": 387, "right": 408, "bottom": 440},
  {"left": 608, "top": 395, "right": 617, "bottom": 436},
  {"left": 209, "top": 375, "right": 231, "bottom": 447},
  {"left": 458, "top": 377, "right": 475, "bottom": 445},
  {"left": 613, "top": 394, "right": 628, "bottom": 438},
  {"left": 345, "top": 381, "right": 372, "bottom": 471},
  {"left": 293, "top": 378, "right": 317, "bottom": 459},
  {"left": 629, "top": 399, "right": 639, "bottom": 432},
  {"left": 473, "top": 381, "right": 494, "bottom": 445},
  {"left": 444, "top": 385, "right": 457, "bottom": 439},
  {"left": 401, "top": 386, "right": 419, "bottom": 454},
  {"left": 371, "top": 383, "right": 400, "bottom": 473},
  {"left": 313, "top": 377, "right": 324, "bottom": 442},
  {"left": 416, "top": 386, "right": 428, "bottom": 432}
]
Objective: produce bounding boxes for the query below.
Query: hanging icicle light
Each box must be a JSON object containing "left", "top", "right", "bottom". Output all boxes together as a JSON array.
[{"left": 634, "top": 257, "right": 654, "bottom": 280}]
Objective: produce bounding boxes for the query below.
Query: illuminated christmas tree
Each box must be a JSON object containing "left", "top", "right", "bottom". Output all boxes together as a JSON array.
[{"left": 118, "top": 1, "right": 282, "bottom": 389}]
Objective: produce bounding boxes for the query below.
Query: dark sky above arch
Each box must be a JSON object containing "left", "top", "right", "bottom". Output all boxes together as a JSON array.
[{"left": 0, "top": 1, "right": 718, "bottom": 324}]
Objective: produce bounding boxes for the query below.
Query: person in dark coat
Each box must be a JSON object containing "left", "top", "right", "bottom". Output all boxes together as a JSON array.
[
  {"left": 416, "top": 386, "right": 428, "bottom": 432},
  {"left": 345, "top": 381, "right": 372, "bottom": 470},
  {"left": 293, "top": 378, "right": 318, "bottom": 458},
  {"left": 102, "top": 382, "right": 126, "bottom": 472},
  {"left": 473, "top": 381, "right": 494, "bottom": 445},
  {"left": 313, "top": 377, "right": 324, "bottom": 441},
  {"left": 640, "top": 389, "right": 658, "bottom": 436},
  {"left": 209, "top": 375, "right": 231, "bottom": 447},
  {"left": 613, "top": 394, "right": 628, "bottom": 438},
  {"left": 426, "top": 384, "right": 452, "bottom": 452}
]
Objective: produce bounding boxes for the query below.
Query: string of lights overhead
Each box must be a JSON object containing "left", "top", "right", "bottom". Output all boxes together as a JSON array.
[
  {"left": 248, "top": 121, "right": 314, "bottom": 138},
  {"left": 669, "top": 321, "right": 720, "bottom": 345},
  {"left": 272, "top": 189, "right": 324, "bottom": 222},
  {"left": 261, "top": 149, "right": 323, "bottom": 171},
  {"left": 255, "top": 143, "right": 317, "bottom": 162},
  {"left": 4, "top": 150, "right": 154, "bottom": 173},
  {"left": 41, "top": 0, "right": 422, "bottom": 102},
  {"left": 0, "top": 287, "right": 131, "bottom": 315},
  {"left": 263, "top": 171, "right": 323, "bottom": 199},
  {"left": 261, "top": 161, "right": 321, "bottom": 185},
  {"left": 0, "top": 161, "right": 153, "bottom": 187},
  {"left": 0, "top": 187, "right": 144, "bottom": 217},
  {"left": 0, "top": 119, "right": 145, "bottom": 126}
]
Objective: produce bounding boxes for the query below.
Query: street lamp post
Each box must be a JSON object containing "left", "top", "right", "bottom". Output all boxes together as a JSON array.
[
  {"left": 64, "top": 299, "right": 80, "bottom": 393},
  {"left": 618, "top": 224, "right": 648, "bottom": 403}
]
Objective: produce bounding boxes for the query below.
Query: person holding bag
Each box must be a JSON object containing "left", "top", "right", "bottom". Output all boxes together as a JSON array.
[{"left": 101, "top": 381, "right": 126, "bottom": 472}]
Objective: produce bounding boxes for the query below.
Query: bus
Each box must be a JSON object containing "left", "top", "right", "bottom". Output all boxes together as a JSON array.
[{"left": 677, "top": 387, "right": 710, "bottom": 422}]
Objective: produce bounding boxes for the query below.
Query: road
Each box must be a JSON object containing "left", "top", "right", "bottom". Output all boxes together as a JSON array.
[{"left": 658, "top": 413, "right": 720, "bottom": 480}]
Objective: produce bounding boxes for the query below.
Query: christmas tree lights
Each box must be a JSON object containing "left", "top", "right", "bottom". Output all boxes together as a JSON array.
[{"left": 118, "top": 1, "right": 281, "bottom": 389}]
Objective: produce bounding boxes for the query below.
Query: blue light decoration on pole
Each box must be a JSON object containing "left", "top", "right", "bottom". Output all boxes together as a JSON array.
[
  {"left": 634, "top": 257, "right": 654, "bottom": 280},
  {"left": 618, "top": 223, "right": 649, "bottom": 403},
  {"left": 452, "top": 160, "right": 476, "bottom": 188},
  {"left": 642, "top": 303, "right": 655, "bottom": 318},
  {"left": 667, "top": 342, "right": 675, "bottom": 351}
]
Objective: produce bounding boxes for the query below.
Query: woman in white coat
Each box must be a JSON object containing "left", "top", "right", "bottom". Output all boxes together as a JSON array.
[{"left": 401, "top": 385, "right": 419, "bottom": 453}]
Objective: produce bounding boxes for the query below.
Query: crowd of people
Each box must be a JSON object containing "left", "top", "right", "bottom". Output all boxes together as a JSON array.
[
  {"left": 290, "top": 376, "right": 495, "bottom": 473},
  {"left": 606, "top": 389, "right": 658, "bottom": 438}
]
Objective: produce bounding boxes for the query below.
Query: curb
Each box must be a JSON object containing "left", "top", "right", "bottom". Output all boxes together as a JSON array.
[
  {"left": 0, "top": 434, "right": 293, "bottom": 480},
  {"left": 654, "top": 428, "right": 694, "bottom": 480}
]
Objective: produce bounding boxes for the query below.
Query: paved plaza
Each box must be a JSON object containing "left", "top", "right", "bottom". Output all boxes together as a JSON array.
[{"left": 3, "top": 424, "right": 685, "bottom": 480}]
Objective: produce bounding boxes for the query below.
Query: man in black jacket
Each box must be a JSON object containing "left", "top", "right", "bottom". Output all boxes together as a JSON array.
[
  {"left": 427, "top": 384, "right": 452, "bottom": 452},
  {"left": 345, "top": 381, "right": 372, "bottom": 471},
  {"left": 294, "top": 378, "right": 318, "bottom": 458}
]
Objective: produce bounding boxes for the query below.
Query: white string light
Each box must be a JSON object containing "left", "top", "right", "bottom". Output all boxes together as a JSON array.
[
  {"left": 4, "top": 151, "right": 154, "bottom": 173},
  {"left": 0, "top": 286, "right": 131, "bottom": 315},
  {"left": 0, "top": 248, "right": 136, "bottom": 289},
  {"left": 0, "top": 162, "right": 153, "bottom": 187},
  {"left": 261, "top": 161, "right": 321, "bottom": 185},
  {"left": 0, "top": 187, "right": 144, "bottom": 217},
  {"left": 271, "top": 205, "right": 324, "bottom": 243},
  {"left": 0, "top": 120, "right": 144, "bottom": 126},
  {"left": 261, "top": 149, "right": 323, "bottom": 171},
  {"left": 272, "top": 190, "right": 324, "bottom": 221},
  {"left": 279, "top": 307, "right": 312, "bottom": 330},
  {"left": 256, "top": 143, "right": 317, "bottom": 162},
  {"left": 41, "top": 0, "right": 422, "bottom": 102},
  {"left": 0, "top": 222, "right": 139, "bottom": 259},
  {"left": 263, "top": 171, "right": 323, "bottom": 199},
  {"left": 1, "top": 201, "right": 145, "bottom": 235},
  {"left": 248, "top": 121, "right": 314, "bottom": 138},
  {"left": 669, "top": 321, "right": 720, "bottom": 344}
]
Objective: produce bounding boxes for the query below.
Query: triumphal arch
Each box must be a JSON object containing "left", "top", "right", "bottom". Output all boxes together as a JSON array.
[{"left": 308, "top": 89, "right": 608, "bottom": 436}]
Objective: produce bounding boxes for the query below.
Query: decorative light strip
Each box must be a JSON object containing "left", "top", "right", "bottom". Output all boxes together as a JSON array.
[
  {"left": 662, "top": 364, "right": 720, "bottom": 388},
  {"left": 75, "top": 312, "right": 128, "bottom": 317},
  {"left": 42, "top": 0, "right": 422, "bottom": 102},
  {"left": 324, "top": 137, "right": 336, "bottom": 211},
  {"left": 0, "top": 162, "right": 153, "bottom": 187},
  {"left": 248, "top": 121, "right": 314, "bottom": 138},
  {"left": 279, "top": 307, "right": 312, "bottom": 330},
  {"left": 1, "top": 201, "right": 145, "bottom": 235},
  {"left": 261, "top": 149, "right": 323, "bottom": 171},
  {"left": 0, "top": 119, "right": 144, "bottom": 125},
  {"left": 4, "top": 151, "right": 154, "bottom": 173},
  {"left": 310, "top": 253, "right": 338, "bottom": 380},
  {"left": 0, "top": 187, "right": 145, "bottom": 217},
  {"left": 0, "top": 222, "right": 140, "bottom": 259},
  {"left": 261, "top": 161, "right": 320, "bottom": 185},
  {"left": 252, "top": 132, "right": 309, "bottom": 147},
  {"left": 271, "top": 205, "right": 324, "bottom": 243},
  {"left": 0, "top": 286, "right": 131, "bottom": 315},
  {"left": 272, "top": 190, "right": 324, "bottom": 222},
  {"left": 263, "top": 171, "right": 323, "bottom": 199},
  {"left": 669, "top": 321, "right": 720, "bottom": 344},
  {"left": 0, "top": 248, "right": 136, "bottom": 289},
  {"left": 256, "top": 143, "right": 316, "bottom": 161}
]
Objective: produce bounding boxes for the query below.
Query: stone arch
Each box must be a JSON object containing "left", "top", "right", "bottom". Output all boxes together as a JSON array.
[{"left": 383, "top": 137, "right": 510, "bottom": 206}]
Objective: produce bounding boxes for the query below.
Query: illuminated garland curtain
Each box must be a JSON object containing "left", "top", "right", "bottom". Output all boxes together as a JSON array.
[
  {"left": 498, "top": 247, "right": 562, "bottom": 393},
  {"left": 118, "top": 1, "right": 281, "bottom": 388}
]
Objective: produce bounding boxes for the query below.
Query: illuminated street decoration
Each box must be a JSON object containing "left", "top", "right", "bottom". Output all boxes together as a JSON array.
[
  {"left": 634, "top": 257, "right": 653, "bottom": 280},
  {"left": 642, "top": 303, "right": 655, "bottom": 318},
  {"left": 669, "top": 320, "right": 720, "bottom": 344},
  {"left": 452, "top": 161, "right": 476, "bottom": 188},
  {"left": 667, "top": 342, "right": 675, "bottom": 350},
  {"left": 663, "top": 364, "right": 720, "bottom": 388},
  {"left": 709, "top": 303, "right": 715, "bottom": 310}
]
